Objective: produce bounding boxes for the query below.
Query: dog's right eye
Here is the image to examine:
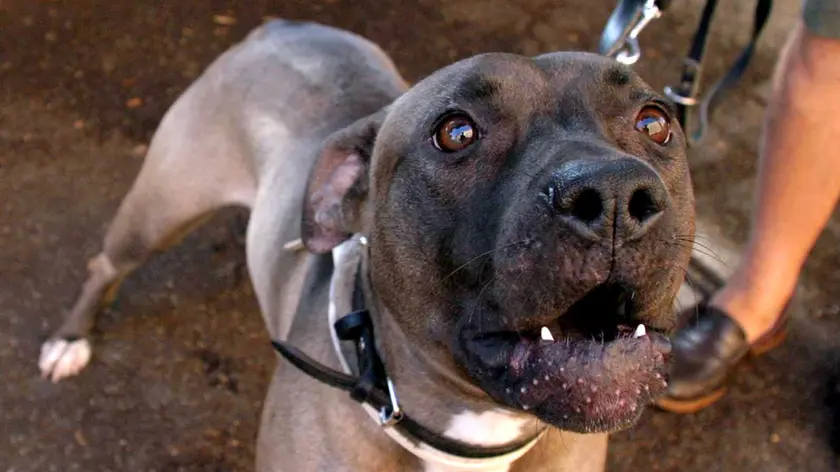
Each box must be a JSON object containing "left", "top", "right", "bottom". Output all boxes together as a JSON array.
[{"left": 432, "top": 114, "right": 478, "bottom": 153}]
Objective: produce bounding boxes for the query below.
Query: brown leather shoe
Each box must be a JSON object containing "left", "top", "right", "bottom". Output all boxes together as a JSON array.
[{"left": 655, "top": 302, "right": 789, "bottom": 414}]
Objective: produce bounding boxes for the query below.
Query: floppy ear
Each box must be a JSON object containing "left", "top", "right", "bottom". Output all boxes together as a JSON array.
[{"left": 301, "top": 108, "right": 388, "bottom": 254}]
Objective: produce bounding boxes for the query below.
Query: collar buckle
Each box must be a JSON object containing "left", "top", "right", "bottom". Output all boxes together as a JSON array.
[{"left": 379, "top": 377, "right": 404, "bottom": 426}]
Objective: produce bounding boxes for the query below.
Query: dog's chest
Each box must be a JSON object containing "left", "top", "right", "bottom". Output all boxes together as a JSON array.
[
  {"left": 416, "top": 410, "right": 531, "bottom": 472},
  {"left": 443, "top": 409, "right": 532, "bottom": 448}
]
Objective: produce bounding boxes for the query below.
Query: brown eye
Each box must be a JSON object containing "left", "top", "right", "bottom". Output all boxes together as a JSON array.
[
  {"left": 433, "top": 114, "right": 478, "bottom": 152},
  {"left": 635, "top": 106, "right": 671, "bottom": 145}
]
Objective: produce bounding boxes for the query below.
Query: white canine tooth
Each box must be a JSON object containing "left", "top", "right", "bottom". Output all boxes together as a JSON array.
[
  {"left": 540, "top": 326, "right": 555, "bottom": 342},
  {"left": 634, "top": 324, "right": 647, "bottom": 338}
]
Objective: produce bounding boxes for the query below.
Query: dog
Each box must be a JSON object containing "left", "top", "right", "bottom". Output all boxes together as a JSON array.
[{"left": 38, "top": 19, "right": 695, "bottom": 471}]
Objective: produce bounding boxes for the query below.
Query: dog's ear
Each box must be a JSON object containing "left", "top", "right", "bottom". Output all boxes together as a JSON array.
[{"left": 301, "top": 108, "right": 388, "bottom": 253}]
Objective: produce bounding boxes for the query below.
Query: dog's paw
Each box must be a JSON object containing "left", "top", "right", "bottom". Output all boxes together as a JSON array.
[{"left": 38, "top": 338, "right": 92, "bottom": 383}]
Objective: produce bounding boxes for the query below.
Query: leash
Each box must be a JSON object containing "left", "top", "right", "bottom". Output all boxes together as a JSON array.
[
  {"left": 665, "top": 0, "right": 773, "bottom": 145},
  {"left": 271, "top": 236, "right": 545, "bottom": 469},
  {"left": 599, "top": 0, "right": 773, "bottom": 146}
]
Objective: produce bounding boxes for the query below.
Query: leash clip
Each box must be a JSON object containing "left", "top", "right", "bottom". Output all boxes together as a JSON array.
[
  {"left": 379, "top": 376, "right": 404, "bottom": 427},
  {"left": 614, "top": 0, "right": 662, "bottom": 65}
]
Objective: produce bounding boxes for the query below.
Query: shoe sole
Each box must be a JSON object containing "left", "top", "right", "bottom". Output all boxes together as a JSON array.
[
  {"left": 654, "top": 329, "right": 788, "bottom": 414},
  {"left": 655, "top": 387, "right": 727, "bottom": 414},
  {"left": 749, "top": 326, "right": 787, "bottom": 356}
]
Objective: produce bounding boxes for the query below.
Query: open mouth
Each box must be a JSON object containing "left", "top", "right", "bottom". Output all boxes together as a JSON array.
[
  {"left": 461, "top": 282, "right": 673, "bottom": 434},
  {"left": 534, "top": 283, "right": 652, "bottom": 344}
]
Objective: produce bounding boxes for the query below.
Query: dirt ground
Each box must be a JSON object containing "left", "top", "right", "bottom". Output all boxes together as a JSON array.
[{"left": 2, "top": 0, "right": 840, "bottom": 471}]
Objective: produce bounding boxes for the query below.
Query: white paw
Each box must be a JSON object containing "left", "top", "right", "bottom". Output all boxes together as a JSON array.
[{"left": 38, "top": 338, "right": 92, "bottom": 383}]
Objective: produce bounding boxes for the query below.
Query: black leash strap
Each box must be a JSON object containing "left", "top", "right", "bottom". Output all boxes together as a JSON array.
[
  {"left": 664, "top": 0, "right": 719, "bottom": 125},
  {"left": 271, "top": 309, "right": 539, "bottom": 459},
  {"left": 665, "top": 0, "right": 773, "bottom": 145}
]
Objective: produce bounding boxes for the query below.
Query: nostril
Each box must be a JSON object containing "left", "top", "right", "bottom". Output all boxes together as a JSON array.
[
  {"left": 569, "top": 188, "right": 604, "bottom": 223},
  {"left": 627, "top": 187, "right": 663, "bottom": 223}
]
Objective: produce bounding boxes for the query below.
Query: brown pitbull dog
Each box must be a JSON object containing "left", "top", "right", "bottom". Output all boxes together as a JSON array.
[{"left": 38, "top": 19, "right": 694, "bottom": 472}]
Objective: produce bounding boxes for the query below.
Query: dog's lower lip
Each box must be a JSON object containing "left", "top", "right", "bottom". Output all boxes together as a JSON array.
[
  {"left": 461, "top": 282, "right": 673, "bottom": 432},
  {"left": 463, "top": 321, "right": 671, "bottom": 433},
  {"left": 528, "top": 334, "right": 668, "bottom": 428}
]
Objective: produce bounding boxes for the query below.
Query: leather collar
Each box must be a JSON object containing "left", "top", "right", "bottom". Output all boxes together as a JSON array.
[{"left": 271, "top": 235, "right": 545, "bottom": 466}]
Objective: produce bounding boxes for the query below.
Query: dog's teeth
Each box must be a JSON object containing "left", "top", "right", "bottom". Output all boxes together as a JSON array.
[
  {"left": 634, "top": 324, "right": 647, "bottom": 338},
  {"left": 540, "top": 326, "right": 554, "bottom": 342}
]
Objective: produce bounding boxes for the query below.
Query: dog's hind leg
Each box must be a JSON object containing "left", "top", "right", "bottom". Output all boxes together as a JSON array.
[{"left": 39, "top": 96, "right": 257, "bottom": 383}]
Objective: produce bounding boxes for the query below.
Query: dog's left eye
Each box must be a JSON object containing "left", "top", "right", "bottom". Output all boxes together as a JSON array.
[
  {"left": 433, "top": 114, "right": 478, "bottom": 152},
  {"left": 634, "top": 106, "right": 671, "bottom": 145}
]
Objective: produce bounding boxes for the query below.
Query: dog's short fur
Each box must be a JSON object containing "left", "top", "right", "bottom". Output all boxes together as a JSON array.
[{"left": 39, "top": 20, "right": 694, "bottom": 471}]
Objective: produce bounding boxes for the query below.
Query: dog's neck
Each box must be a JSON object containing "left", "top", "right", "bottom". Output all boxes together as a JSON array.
[{"left": 357, "top": 245, "right": 542, "bottom": 451}]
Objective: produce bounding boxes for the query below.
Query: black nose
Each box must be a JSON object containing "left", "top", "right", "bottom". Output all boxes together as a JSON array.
[{"left": 549, "top": 158, "right": 668, "bottom": 244}]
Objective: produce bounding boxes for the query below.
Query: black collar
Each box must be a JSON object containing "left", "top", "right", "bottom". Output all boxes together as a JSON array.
[{"left": 270, "top": 263, "right": 540, "bottom": 460}]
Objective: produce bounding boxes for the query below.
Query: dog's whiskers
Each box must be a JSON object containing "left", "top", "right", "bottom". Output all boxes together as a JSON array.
[
  {"left": 655, "top": 236, "right": 729, "bottom": 269},
  {"left": 675, "top": 232, "right": 718, "bottom": 243},
  {"left": 669, "top": 234, "right": 730, "bottom": 268},
  {"left": 468, "top": 273, "right": 500, "bottom": 330},
  {"left": 442, "top": 239, "right": 529, "bottom": 282},
  {"left": 643, "top": 262, "right": 703, "bottom": 322}
]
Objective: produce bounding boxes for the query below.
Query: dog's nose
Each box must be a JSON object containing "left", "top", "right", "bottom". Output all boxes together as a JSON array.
[{"left": 549, "top": 158, "right": 668, "bottom": 243}]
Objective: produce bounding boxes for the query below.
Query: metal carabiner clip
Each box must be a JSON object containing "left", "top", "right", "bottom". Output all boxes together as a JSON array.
[
  {"left": 378, "top": 377, "right": 404, "bottom": 427},
  {"left": 614, "top": 0, "right": 662, "bottom": 65}
]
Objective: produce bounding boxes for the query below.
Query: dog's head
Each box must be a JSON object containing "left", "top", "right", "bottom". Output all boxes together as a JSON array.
[{"left": 301, "top": 51, "right": 694, "bottom": 434}]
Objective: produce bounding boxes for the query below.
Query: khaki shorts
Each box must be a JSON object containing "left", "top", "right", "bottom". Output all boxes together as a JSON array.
[{"left": 804, "top": 0, "right": 840, "bottom": 38}]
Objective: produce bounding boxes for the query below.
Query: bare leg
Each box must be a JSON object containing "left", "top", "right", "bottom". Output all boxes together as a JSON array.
[
  {"left": 711, "top": 21, "right": 840, "bottom": 342},
  {"left": 659, "top": 18, "right": 840, "bottom": 414}
]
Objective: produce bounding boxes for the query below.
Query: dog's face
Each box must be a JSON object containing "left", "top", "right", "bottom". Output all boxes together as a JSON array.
[{"left": 302, "top": 52, "right": 694, "bottom": 434}]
